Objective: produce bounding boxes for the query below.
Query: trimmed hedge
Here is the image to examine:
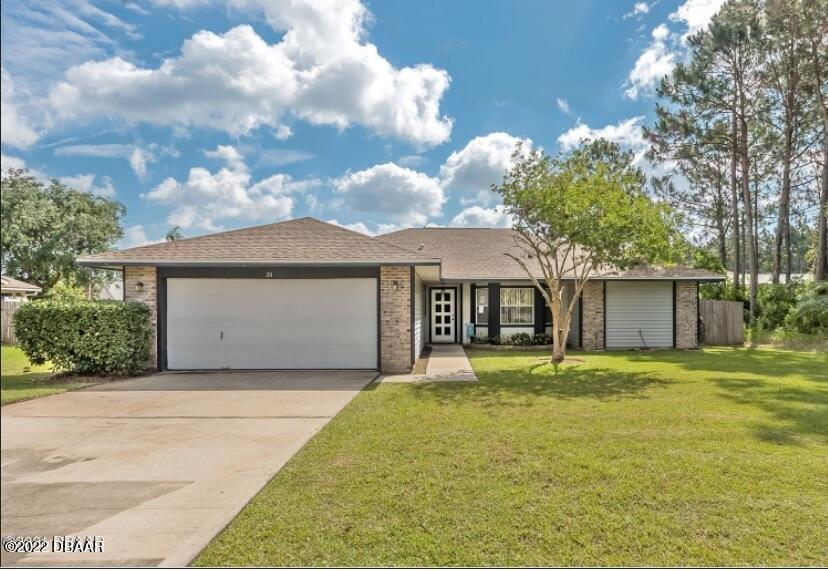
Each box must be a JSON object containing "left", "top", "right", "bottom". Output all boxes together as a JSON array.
[
  {"left": 13, "top": 300, "right": 153, "bottom": 374},
  {"left": 472, "top": 332, "right": 553, "bottom": 346}
]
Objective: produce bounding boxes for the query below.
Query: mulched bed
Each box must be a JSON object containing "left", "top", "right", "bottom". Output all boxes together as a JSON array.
[{"left": 411, "top": 346, "right": 432, "bottom": 374}]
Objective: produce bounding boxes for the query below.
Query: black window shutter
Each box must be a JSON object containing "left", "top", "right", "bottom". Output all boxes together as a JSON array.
[
  {"left": 534, "top": 286, "right": 545, "bottom": 334},
  {"left": 488, "top": 282, "right": 500, "bottom": 337}
]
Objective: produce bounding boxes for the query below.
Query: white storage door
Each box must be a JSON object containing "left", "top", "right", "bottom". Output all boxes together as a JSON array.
[
  {"left": 166, "top": 278, "right": 377, "bottom": 369},
  {"left": 605, "top": 281, "right": 673, "bottom": 348}
]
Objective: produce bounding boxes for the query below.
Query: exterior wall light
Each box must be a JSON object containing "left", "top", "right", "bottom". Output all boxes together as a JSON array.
[{"left": 135, "top": 281, "right": 144, "bottom": 293}]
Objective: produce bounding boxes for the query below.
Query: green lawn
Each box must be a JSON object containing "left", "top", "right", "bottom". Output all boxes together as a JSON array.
[
  {"left": 1, "top": 345, "right": 96, "bottom": 405},
  {"left": 196, "top": 347, "right": 827, "bottom": 567}
]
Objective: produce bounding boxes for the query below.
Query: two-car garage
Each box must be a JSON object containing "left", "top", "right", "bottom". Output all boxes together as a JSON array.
[{"left": 164, "top": 278, "right": 378, "bottom": 370}]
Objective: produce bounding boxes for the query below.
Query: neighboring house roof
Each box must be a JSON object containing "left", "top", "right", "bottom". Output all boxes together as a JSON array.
[
  {"left": 95, "top": 280, "right": 124, "bottom": 300},
  {"left": 726, "top": 271, "right": 813, "bottom": 284},
  {"left": 78, "top": 218, "right": 440, "bottom": 266},
  {"left": 379, "top": 227, "right": 724, "bottom": 281},
  {"left": 0, "top": 275, "right": 42, "bottom": 293}
]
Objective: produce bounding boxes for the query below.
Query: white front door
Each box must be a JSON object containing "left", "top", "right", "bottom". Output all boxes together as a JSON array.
[{"left": 430, "top": 288, "right": 455, "bottom": 343}]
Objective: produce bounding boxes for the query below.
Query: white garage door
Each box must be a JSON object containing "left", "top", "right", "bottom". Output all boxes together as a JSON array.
[
  {"left": 606, "top": 281, "right": 673, "bottom": 348},
  {"left": 166, "top": 278, "right": 377, "bottom": 369}
]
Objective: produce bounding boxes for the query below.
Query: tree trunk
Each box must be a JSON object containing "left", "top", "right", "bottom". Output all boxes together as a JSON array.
[
  {"left": 817, "top": 133, "right": 828, "bottom": 281},
  {"left": 806, "top": 6, "right": 827, "bottom": 280},
  {"left": 715, "top": 180, "right": 728, "bottom": 269},
  {"left": 716, "top": 210, "right": 728, "bottom": 270},
  {"left": 739, "top": 111, "right": 758, "bottom": 320},
  {"left": 730, "top": 108, "right": 742, "bottom": 287},
  {"left": 774, "top": 126, "right": 793, "bottom": 285},
  {"left": 548, "top": 287, "right": 566, "bottom": 364}
]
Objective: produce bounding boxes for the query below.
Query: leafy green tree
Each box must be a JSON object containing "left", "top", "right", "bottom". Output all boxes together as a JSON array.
[
  {"left": 43, "top": 278, "right": 88, "bottom": 302},
  {"left": 494, "top": 140, "right": 682, "bottom": 364},
  {"left": 1, "top": 169, "right": 125, "bottom": 291},
  {"left": 165, "top": 226, "right": 184, "bottom": 242}
]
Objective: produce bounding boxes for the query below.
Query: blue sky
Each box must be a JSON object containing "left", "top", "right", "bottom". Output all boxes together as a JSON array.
[{"left": 0, "top": 0, "right": 725, "bottom": 247}]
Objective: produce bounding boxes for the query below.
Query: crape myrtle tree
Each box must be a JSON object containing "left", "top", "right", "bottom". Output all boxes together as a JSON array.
[{"left": 493, "top": 140, "right": 682, "bottom": 364}]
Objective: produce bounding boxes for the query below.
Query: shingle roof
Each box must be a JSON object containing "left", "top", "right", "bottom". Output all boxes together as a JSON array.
[
  {"left": 1, "top": 275, "right": 42, "bottom": 292},
  {"left": 378, "top": 227, "right": 724, "bottom": 281},
  {"left": 379, "top": 227, "right": 545, "bottom": 279},
  {"left": 78, "top": 218, "right": 439, "bottom": 266}
]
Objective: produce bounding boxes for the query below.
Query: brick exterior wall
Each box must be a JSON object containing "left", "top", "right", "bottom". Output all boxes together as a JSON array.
[
  {"left": 675, "top": 280, "right": 698, "bottom": 349},
  {"left": 124, "top": 266, "right": 158, "bottom": 368},
  {"left": 380, "top": 266, "right": 412, "bottom": 373},
  {"left": 581, "top": 280, "right": 605, "bottom": 350}
]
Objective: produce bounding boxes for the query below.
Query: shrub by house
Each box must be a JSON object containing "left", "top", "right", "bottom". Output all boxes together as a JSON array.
[{"left": 14, "top": 300, "right": 153, "bottom": 374}]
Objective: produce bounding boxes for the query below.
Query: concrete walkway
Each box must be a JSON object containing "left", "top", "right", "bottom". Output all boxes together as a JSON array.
[
  {"left": 381, "top": 344, "right": 478, "bottom": 383},
  {"left": 1, "top": 370, "right": 375, "bottom": 567}
]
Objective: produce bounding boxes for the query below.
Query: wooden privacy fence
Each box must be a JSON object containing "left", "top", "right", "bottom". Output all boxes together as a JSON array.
[
  {"left": 1, "top": 300, "right": 23, "bottom": 344},
  {"left": 699, "top": 300, "right": 744, "bottom": 345}
]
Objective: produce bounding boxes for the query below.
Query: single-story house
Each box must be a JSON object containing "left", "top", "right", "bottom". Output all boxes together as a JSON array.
[
  {"left": 79, "top": 217, "right": 723, "bottom": 373},
  {"left": 1, "top": 276, "right": 42, "bottom": 301}
]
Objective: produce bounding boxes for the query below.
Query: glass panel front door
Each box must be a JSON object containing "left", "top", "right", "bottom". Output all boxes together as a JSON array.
[{"left": 431, "top": 288, "right": 454, "bottom": 342}]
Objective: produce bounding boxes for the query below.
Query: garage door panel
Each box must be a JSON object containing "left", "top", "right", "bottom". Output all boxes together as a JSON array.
[
  {"left": 606, "top": 282, "right": 673, "bottom": 348},
  {"left": 166, "top": 278, "right": 377, "bottom": 369}
]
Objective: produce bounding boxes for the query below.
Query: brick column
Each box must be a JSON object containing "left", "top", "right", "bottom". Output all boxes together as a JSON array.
[
  {"left": 124, "top": 266, "right": 158, "bottom": 368},
  {"left": 380, "top": 266, "right": 412, "bottom": 373},
  {"left": 675, "top": 280, "right": 698, "bottom": 349},
  {"left": 581, "top": 280, "right": 604, "bottom": 350}
]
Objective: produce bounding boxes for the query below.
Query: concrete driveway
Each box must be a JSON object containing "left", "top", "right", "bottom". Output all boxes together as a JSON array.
[{"left": 1, "top": 370, "right": 375, "bottom": 567}]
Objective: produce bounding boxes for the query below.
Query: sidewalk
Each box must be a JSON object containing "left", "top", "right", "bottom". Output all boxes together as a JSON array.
[{"left": 380, "top": 344, "right": 478, "bottom": 383}]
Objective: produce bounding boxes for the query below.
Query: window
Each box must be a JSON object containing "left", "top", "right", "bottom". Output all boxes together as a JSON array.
[
  {"left": 475, "top": 287, "right": 488, "bottom": 325},
  {"left": 500, "top": 287, "right": 534, "bottom": 325}
]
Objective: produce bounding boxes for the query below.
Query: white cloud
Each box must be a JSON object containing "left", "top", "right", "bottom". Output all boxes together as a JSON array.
[
  {"left": 53, "top": 142, "right": 176, "bottom": 179},
  {"left": 624, "top": 26, "right": 675, "bottom": 99},
  {"left": 556, "top": 98, "right": 572, "bottom": 114},
  {"left": 129, "top": 148, "right": 152, "bottom": 179},
  {"left": 398, "top": 154, "right": 426, "bottom": 168},
  {"left": 651, "top": 23, "right": 670, "bottom": 41},
  {"left": 143, "top": 145, "right": 318, "bottom": 231},
  {"left": 1, "top": 1, "right": 138, "bottom": 93},
  {"left": 327, "top": 219, "right": 407, "bottom": 236},
  {"left": 118, "top": 225, "right": 161, "bottom": 249},
  {"left": 1, "top": 154, "right": 28, "bottom": 172},
  {"left": 623, "top": 2, "right": 651, "bottom": 19},
  {"left": 333, "top": 162, "right": 444, "bottom": 225},
  {"left": 669, "top": 0, "right": 727, "bottom": 36},
  {"left": 1, "top": 69, "right": 40, "bottom": 149},
  {"left": 58, "top": 173, "right": 116, "bottom": 198},
  {"left": 0, "top": 154, "right": 48, "bottom": 181},
  {"left": 273, "top": 124, "right": 293, "bottom": 140},
  {"left": 51, "top": 0, "right": 453, "bottom": 147},
  {"left": 255, "top": 148, "right": 315, "bottom": 168},
  {"left": 558, "top": 116, "right": 646, "bottom": 152},
  {"left": 439, "top": 132, "right": 533, "bottom": 204},
  {"left": 450, "top": 205, "right": 512, "bottom": 228},
  {"left": 623, "top": 0, "right": 726, "bottom": 99},
  {"left": 326, "top": 219, "right": 372, "bottom": 235}
]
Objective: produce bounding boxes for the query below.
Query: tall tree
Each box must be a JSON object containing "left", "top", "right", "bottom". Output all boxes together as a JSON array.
[
  {"left": 762, "top": 0, "right": 810, "bottom": 283},
  {"left": 802, "top": 0, "right": 828, "bottom": 280},
  {"left": 719, "top": 0, "right": 764, "bottom": 318},
  {"left": 494, "top": 140, "right": 681, "bottom": 364},
  {"left": 647, "top": 112, "right": 732, "bottom": 269},
  {"left": 0, "top": 169, "right": 125, "bottom": 290},
  {"left": 165, "top": 226, "right": 184, "bottom": 242}
]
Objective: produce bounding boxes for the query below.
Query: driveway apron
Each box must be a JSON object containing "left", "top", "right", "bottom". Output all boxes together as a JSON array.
[{"left": 1, "top": 370, "right": 374, "bottom": 567}]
